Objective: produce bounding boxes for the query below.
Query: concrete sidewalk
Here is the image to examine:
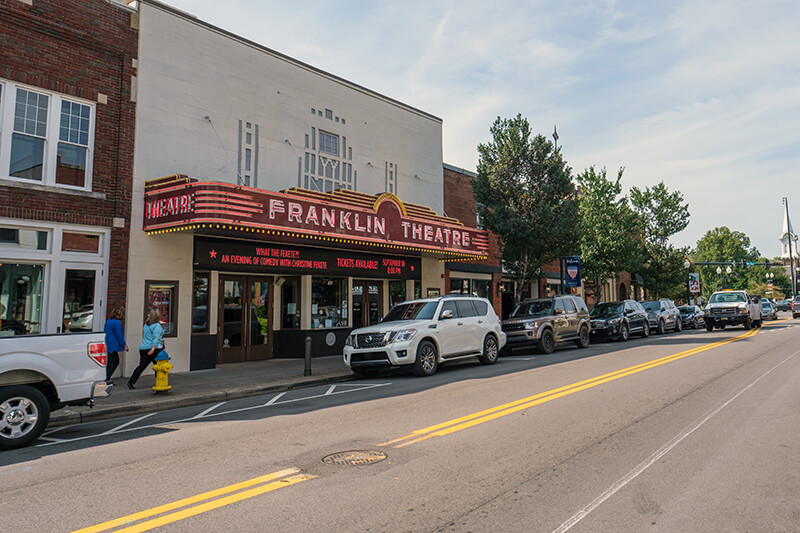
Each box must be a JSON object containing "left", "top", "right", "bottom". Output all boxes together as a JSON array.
[{"left": 50, "top": 355, "right": 355, "bottom": 427}]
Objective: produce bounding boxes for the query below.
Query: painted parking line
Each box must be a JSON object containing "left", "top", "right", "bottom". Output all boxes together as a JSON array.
[
  {"left": 39, "top": 382, "right": 391, "bottom": 447},
  {"left": 379, "top": 327, "right": 760, "bottom": 448},
  {"left": 72, "top": 468, "right": 313, "bottom": 533}
]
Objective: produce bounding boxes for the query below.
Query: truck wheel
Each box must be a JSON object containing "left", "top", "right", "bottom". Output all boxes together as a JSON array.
[
  {"left": 538, "top": 329, "right": 555, "bottom": 354},
  {"left": 618, "top": 323, "right": 630, "bottom": 342},
  {"left": 705, "top": 321, "right": 714, "bottom": 332},
  {"left": 575, "top": 326, "right": 591, "bottom": 348},
  {"left": 743, "top": 318, "right": 751, "bottom": 330},
  {"left": 478, "top": 335, "right": 499, "bottom": 365},
  {"left": 0, "top": 386, "right": 51, "bottom": 451},
  {"left": 413, "top": 340, "right": 439, "bottom": 377}
]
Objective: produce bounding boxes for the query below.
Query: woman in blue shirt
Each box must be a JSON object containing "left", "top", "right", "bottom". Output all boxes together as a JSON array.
[
  {"left": 128, "top": 309, "right": 164, "bottom": 389},
  {"left": 103, "top": 306, "right": 128, "bottom": 382}
]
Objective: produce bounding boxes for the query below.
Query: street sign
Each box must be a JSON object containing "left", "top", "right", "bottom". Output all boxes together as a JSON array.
[{"left": 689, "top": 272, "right": 701, "bottom": 293}]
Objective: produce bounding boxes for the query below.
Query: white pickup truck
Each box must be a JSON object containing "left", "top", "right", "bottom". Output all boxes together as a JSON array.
[
  {"left": 0, "top": 333, "right": 112, "bottom": 450},
  {"left": 704, "top": 289, "right": 763, "bottom": 331}
]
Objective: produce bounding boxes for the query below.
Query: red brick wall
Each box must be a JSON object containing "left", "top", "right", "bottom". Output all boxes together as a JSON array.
[
  {"left": 0, "top": 0, "right": 138, "bottom": 314},
  {"left": 442, "top": 165, "right": 504, "bottom": 316}
]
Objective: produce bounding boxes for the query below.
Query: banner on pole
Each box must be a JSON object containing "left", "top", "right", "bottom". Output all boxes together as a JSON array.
[
  {"left": 689, "top": 272, "right": 701, "bottom": 293},
  {"left": 564, "top": 256, "right": 581, "bottom": 288}
]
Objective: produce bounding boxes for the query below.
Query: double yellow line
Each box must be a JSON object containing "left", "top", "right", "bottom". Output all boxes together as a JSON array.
[
  {"left": 379, "top": 327, "right": 761, "bottom": 448},
  {"left": 73, "top": 468, "right": 314, "bottom": 533}
]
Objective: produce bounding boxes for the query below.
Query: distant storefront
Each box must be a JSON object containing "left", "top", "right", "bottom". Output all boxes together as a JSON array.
[{"left": 142, "top": 175, "right": 490, "bottom": 370}]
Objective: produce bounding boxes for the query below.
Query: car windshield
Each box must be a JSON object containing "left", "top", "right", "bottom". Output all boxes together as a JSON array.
[
  {"left": 590, "top": 303, "right": 623, "bottom": 318},
  {"left": 709, "top": 292, "right": 746, "bottom": 303},
  {"left": 641, "top": 301, "right": 660, "bottom": 312},
  {"left": 678, "top": 306, "right": 693, "bottom": 314},
  {"left": 509, "top": 300, "right": 553, "bottom": 318},
  {"left": 761, "top": 302, "right": 772, "bottom": 307},
  {"left": 382, "top": 301, "right": 439, "bottom": 323}
]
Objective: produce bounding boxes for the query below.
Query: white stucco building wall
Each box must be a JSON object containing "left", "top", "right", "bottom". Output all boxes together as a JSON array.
[{"left": 125, "top": 0, "right": 446, "bottom": 373}]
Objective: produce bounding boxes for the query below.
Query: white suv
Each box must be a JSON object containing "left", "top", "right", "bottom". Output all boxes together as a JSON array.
[{"left": 343, "top": 295, "right": 506, "bottom": 377}]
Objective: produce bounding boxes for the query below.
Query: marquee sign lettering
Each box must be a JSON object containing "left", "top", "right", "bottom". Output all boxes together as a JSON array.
[
  {"left": 144, "top": 175, "right": 489, "bottom": 260},
  {"left": 194, "top": 237, "right": 421, "bottom": 279}
]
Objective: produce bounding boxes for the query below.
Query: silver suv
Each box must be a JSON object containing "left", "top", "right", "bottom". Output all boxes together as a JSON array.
[
  {"left": 501, "top": 295, "right": 591, "bottom": 354},
  {"left": 343, "top": 295, "right": 506, "bottom": 377}
]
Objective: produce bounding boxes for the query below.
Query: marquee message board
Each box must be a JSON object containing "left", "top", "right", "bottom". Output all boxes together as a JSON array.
[{"left": 194, "top": 237, "right": 421, "bottom": 279}]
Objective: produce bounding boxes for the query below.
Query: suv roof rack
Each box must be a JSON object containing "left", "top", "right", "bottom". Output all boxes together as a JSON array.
[{"left": 441, "top": 293, "right": 482, "bottom": 299}]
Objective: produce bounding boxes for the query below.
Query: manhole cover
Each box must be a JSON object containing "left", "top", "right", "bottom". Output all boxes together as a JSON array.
[{"left": 321, "top": 450, "right": 387, "bottom": 466}]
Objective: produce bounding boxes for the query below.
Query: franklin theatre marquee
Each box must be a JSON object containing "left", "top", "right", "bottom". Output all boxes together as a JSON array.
[{"left": 142, "top": 174, "right": 490, "bottom": 261}]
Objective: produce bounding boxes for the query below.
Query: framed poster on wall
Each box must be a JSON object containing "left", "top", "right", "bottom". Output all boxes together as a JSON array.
[{"left": 145, "top": 280, "right": 178, "bottom": 337}]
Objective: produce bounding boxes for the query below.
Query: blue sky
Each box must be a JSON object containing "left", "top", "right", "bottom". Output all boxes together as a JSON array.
[{"left": 161, "top": 0, "right": 800, "bottom": 257}]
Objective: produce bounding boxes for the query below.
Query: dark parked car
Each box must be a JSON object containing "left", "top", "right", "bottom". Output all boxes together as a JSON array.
[
  {"left": 793, "top": 296, "right": 800, "bottom": 319},
  {"left": 589, "top": 300, "right": 649, "bottom": 341},
  {"left": 761, "top": 300, "right": 777, "bottom": 321},
  {"left": 501, "top": 295, "right": 591, "bottom": 354},
  {"left": 775, "top": 299, "right": 791, "bottom": 312},
  {"left": 641, "top": 299, "right": 681, "bottom": 334},
  {"left": 678, "top": 305, "right": 705, "bottom": 329}
]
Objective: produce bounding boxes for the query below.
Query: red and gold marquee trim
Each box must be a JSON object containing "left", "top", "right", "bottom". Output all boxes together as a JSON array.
[{"left": 143, "top": 174, "right": 489, "bottom": 261}]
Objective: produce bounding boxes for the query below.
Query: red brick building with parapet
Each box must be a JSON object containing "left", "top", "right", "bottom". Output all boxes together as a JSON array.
[{"left": 0, "top": 0, "right": 137, "bottom": 335}]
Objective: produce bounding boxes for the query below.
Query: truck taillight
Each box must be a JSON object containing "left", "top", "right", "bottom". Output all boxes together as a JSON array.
[{"left": 88, "top": 342, "right": 107, "bottom": 366}]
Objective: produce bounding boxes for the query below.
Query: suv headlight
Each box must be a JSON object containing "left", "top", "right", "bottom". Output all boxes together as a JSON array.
[
  {"left": 608, "top": 318, "right": 621, "bottom": 326},
  {"left": 389, "top": 329, "right": 417, "bottom": 343},
  {"left": 524, "top": 321, "right": 539, "bottom": 330},
  {"left": 344, "top": 335, "right": 354, "bottom": 347},
  {"left": 738, "top": 306, "right": 748, "bottom": 314}
]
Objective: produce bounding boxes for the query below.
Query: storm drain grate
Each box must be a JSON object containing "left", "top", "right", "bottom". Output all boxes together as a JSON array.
[{"left": 322, "top": 450, "right": 387, "bottom": 466}]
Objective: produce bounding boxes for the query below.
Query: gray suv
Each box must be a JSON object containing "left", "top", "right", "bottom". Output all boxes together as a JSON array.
[
  {"left": 501, "top": 295, "right": 591, "bottom": 354},
  {"left": 641, "top": 299, "right": 681, "bottom": 334}
]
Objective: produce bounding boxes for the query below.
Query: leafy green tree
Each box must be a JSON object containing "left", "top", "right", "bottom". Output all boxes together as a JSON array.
[
  {"left": 691, "top": 227, "right": 760, "bottom": 299},
  {"left": 576, "top": 166, "right": 641, "bottom": 303},
  {"left": 630, "top": 183, "right": 690, "bottom": 298},
  {"left": 474, "top": 114, "right": 579, "bottom": 302}
]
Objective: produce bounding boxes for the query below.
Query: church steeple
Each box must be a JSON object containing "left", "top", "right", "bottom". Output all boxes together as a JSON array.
[{"left": 780, "top": 198, "right": 798, "bottom": 260}]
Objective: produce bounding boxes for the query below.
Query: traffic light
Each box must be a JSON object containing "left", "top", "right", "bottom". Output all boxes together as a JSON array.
[{"left": 765, "top": 259, "right": 770, "bottom": 269}]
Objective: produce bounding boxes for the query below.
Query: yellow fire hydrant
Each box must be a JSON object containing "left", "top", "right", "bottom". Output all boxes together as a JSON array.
[{"left": 152, "top": 350, "right": 173, "bottom": 393}]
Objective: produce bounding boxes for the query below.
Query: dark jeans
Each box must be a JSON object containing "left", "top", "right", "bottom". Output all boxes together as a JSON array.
[
  {"left": 106, "top": 351, "right": 120, "bottom": 381},
  {"left": 129, "top": 349, "right": 156, "bottom": 386}
]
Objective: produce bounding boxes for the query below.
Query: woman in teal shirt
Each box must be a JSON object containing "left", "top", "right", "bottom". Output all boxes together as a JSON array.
[{"left": 128, "top": 309, "right": 164, "bottom": 389}]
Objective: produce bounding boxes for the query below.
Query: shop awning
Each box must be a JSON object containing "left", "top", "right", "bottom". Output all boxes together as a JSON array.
[{"left": 143, "top": 174, "right": 490, "bottom": 261}]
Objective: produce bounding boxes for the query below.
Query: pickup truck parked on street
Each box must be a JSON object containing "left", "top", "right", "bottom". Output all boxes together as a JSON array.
[
  {"left": 0, "top": 333, "right": 112, "bottom": 450},
  {"left": 703, "top": 290, "right": 762, "bottom": 331}
]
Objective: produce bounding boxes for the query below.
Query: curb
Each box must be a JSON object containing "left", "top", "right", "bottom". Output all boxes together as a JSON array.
[{"left": 49, "top": 372, "right": 355, "bottom": 428}]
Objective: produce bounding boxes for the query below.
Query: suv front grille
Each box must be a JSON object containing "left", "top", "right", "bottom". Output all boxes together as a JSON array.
[
  {"left": 710, "top": 307, "right": 738, "bottom": 315},
  {"left": 502, "top": 323, "right": 525, "bottom": 332},
  {"left": 355, "top": 333, "right": 387, "bottom": 348},
  {"left": 351, "top": 351, "right": 389, "bottom": 363}
]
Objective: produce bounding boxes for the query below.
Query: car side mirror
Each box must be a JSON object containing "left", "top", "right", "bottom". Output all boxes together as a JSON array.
[
  {"left": 440, "top": 309, "right": 454, "bottom": 320},
  {"left": 554, "top": 308, "right": 563, "bottom": 315}
]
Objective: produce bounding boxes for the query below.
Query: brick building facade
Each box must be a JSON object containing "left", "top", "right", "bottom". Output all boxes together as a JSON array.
[
  {"left": 0, "top": 0, "right": 138, "bottom": 335},
  {"left": 442, "top": 164, "right": 505, "bottom": 316}
]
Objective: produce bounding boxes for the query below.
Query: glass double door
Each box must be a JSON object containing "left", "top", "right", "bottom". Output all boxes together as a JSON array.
[
  {"left": 218, "top": 276, "right": 272, "bottom": 363},
  {"left": 352, "top": 280, "right": 382, "bottom": 329}
]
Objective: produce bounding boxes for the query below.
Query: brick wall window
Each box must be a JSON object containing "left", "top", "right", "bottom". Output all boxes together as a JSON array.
[{"left": 0, "top": 80, "right": 95, "bottom": 190}]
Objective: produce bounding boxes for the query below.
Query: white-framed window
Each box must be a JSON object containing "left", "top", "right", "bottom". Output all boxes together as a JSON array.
[
  {"left": 0, "top": 79, "right": 96, "bottom": 191},
  {"left": 302, "top": 127, "right": 355, "bottom": 193},
  {"left": 318, "top": 130, "right": 338, "bottom": 156}
]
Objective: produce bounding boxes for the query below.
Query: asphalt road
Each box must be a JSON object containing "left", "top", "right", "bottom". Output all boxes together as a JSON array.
[{"left": 2, "top": 316, "right": 799, "bottom": 532}]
